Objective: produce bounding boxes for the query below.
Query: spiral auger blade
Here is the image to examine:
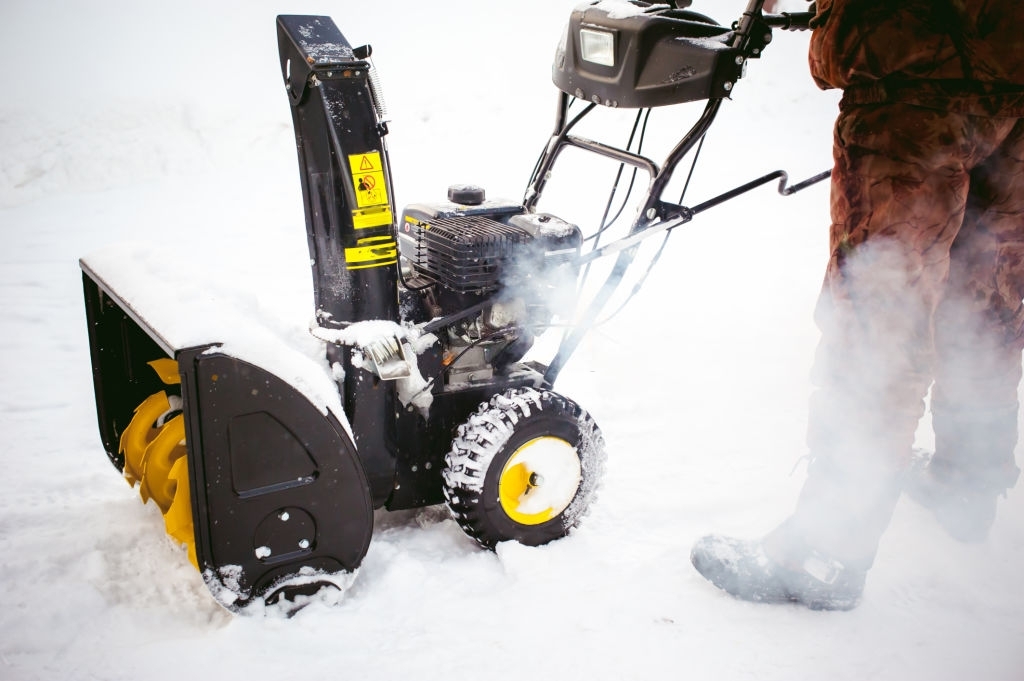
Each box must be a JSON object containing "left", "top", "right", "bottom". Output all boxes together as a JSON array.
[{"left": 119, "top": 359, "right": 197, "bottom": 568}]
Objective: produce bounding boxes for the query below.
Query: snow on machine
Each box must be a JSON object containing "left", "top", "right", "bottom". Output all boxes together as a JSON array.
[{"left": 80, "top": 0, "right": 825, "bottom": 613}]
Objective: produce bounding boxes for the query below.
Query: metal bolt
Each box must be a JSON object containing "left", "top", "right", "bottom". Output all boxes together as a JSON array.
[
  {"left": 723, "top": 81, "right": 733, "bottom": 91},
  {"left": 279, "top": 511, "right": 290, "bottom": 521},
  {"left": 646, "top": 207, "right": 658, "bottom": 220},
  {"left": 735, "top": 55, "right": 744, "bottom": 65},
  {"left": 529, "top": 472, "right": 544, "bottom": 487},
  {"left": 298, "top": 539, "right": 310, "bottom": 549}
]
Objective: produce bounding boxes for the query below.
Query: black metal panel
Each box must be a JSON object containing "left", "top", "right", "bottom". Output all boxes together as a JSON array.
[
  {"left": 277, "top": 14, "right": 399, "bottom": 327},
  {"left": 179, "top": 349, "right": 373, "bottom": 606},
  {"left": 277, "top": 15, "right": 401, "bottom": 507},
  {"left": 81, "top": 270, "right": 174, "bottom": 471},
  {"left": 388, "top": 373, "right": 544, "bottom": 511}
]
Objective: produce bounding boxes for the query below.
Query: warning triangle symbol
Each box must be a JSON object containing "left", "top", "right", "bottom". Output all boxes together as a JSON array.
[{"left": 360, "top": 155, "right": 374, "bottom": 171}]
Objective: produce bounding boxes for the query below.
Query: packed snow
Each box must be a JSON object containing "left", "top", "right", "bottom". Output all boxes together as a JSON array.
[{"left": 1, "top": 1, "right": 1023, "bottom": 680}]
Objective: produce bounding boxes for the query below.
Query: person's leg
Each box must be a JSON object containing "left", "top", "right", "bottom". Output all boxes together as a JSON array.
[
  {"left": 692, "top": 103, "right": 1015, "bottom": 608},
  {"left": 911, "top": 118, "right": 1024, "bottom": 541}
]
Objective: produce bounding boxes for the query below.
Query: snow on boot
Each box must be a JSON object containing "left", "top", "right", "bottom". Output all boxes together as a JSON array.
[
  {"left": 690, "top": 534, "right": 866, "bottom": 611},
  {"left": 689, "top": 452, "right": 900, "bottom": 611}
]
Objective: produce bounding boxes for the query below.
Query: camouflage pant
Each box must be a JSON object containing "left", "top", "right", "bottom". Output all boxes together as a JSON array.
[
  {"left": 810, "top": 101, "right": 1024, "bottom": 478},
  {"left": 779, "top": 102, "right": 1024, "bottom": 567}
]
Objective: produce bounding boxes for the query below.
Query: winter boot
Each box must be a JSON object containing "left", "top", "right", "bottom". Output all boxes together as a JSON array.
[
  {"left": 690, "top": 534, "right": 866, "bottom": 611},
  {"left": 691, "top": 456, "right": 902, "bottom": 611},
  {"left": 905, "top": 406, "right": 1020, "bottom": 542}
]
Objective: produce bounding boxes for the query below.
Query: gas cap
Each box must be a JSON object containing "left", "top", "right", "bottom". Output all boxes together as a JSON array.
[{"left": 447, "top": 184, "right": 486, "bottom": 205}]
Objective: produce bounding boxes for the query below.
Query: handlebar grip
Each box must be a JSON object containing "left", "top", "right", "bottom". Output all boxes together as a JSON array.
[{"left": 763, "top": 11, "right": 815, "bottom": 31}]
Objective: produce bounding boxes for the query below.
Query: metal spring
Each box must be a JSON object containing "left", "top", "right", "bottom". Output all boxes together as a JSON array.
[{"left": 367, "top": 63, "right": 389, "bottom": 122}]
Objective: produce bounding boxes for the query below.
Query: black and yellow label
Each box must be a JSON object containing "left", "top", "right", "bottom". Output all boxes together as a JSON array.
[
  {"left": 348, "top": 151, "right": 389, "bottom": 207},
  {"left": 353, "top": 205, "right": 393, "bottom": 229},
  {"left": 345, "top": 235, "right": 397, "bottom": 270},
  {"left": 348, "top": 151, "right": 392, "bottom": 229}
]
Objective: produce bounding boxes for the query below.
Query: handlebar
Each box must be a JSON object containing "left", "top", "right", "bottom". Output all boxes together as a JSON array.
[{"left": 762, "top": 11, "right": 815, "bottom": 31}]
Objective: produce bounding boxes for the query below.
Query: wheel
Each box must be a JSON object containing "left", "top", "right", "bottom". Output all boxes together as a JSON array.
[
  {"left": 260, "top": 568, "right": 357, "bottom": 617},
  {"left": 443, "top": 387, "right": 606, "bottom": 549}
]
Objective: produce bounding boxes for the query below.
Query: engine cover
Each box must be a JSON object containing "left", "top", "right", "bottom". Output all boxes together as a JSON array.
[{"left": 399, "top": 197, "right": 581, "bottom": 296}]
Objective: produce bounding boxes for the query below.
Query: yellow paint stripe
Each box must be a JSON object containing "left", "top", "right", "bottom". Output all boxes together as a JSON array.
[
  {"left": 355, "top": 235, "right": 395, "bottom": 245},
  {"left": 345, "top": 238, "right": 398, "bottom": 268},
  {"left": 353, "top": 206, "right": 393, "bottom": 229}
]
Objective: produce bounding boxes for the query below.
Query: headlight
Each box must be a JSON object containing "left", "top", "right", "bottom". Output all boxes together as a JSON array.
[{"left": 579, "top": 28, "right": 615, "bottom": 67}]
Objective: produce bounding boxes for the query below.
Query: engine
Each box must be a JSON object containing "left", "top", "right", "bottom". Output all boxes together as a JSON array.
[{"left": 398, "top": 185, "right": 581, "bottom": 387}]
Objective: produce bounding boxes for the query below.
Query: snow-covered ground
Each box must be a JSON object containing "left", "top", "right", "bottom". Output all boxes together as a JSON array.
[{"left": 2, "top": 1, "right": 1022, "bottom": 679}]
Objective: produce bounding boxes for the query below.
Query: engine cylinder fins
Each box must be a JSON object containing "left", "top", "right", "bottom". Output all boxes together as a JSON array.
[{"left": 118, "top": 359, "right": 197, "bottom": 568}]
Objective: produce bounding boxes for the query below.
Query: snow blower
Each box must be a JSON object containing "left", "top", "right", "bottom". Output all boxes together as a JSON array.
[{"left": 81, "top": 0, "right": 825, "bottom": 613}]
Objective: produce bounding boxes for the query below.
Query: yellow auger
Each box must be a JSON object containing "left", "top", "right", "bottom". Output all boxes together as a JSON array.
[{"left": 118, "top": 358, "right": 196, "bottom": 568}]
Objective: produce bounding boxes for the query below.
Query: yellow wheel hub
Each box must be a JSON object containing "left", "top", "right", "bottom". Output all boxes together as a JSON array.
[
  {"left": 498, "top": 436, "right": 582, "bottom": 526},
  {"left": 118, "top": 358, "right": 197, "bottom": 569}
]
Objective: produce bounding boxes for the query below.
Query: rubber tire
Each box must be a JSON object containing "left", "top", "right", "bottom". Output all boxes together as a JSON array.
[{"left": 443, "top": 387, "right": 606, "bottom": 550}]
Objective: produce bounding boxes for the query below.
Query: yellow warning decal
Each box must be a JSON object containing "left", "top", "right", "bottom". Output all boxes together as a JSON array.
[
  {"left": 353, "top": 205, "right": 394, "bottom": 229},
  {"left": 348, "top": 151, "right": 390, "bottom": 210},
  {"left": 345, "top": 235, "right": 398, "bottom": 270}
]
